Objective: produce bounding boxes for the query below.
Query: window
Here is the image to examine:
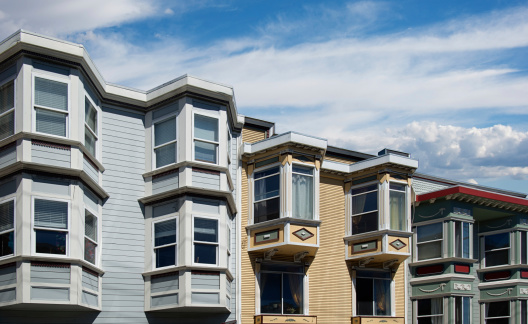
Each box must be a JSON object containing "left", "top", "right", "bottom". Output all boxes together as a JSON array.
[
  {"left": 416, "top": 223, "right": 443, "bottom": 261},
  {"left": 193, "top": 217, "right": 218, "bottom": 265},
  {"left": 355, "top": 270, "right": 391, "bottom": 316},
  {"left": 84, "top": 97, "right": 98, "bottom": 157},
  {"left": 33, "top": 198, "right": 69, "bottom": 255},
  {"left": 0, "top": 199, "right": 15, "bottom": 258},
  {"left": 153, "top": 218, "right": 177, "bottom": 268},
  {"left": 522, "top": 300, "right": 527, "bottom": 324},
  {"left": 0, "top": 79, "right": 14, "bottom": 141},
  {"left": 485, "top": 301, "right": 510, "bottom": 323},
  {"left": 351, "top": 184, "right": 378, "bottom": 234},
  {"left": 484, "top": 232, "right": 510, "bottom": 267},
  {"left": 455, "top": 222, "right": 470, "bottom": 258},
  {"left": 417, "top": 298, "right": 443, "bottom": 324},
  {"left": 455, "top": 296, "right": 471, "bottom": 324},
  {"left": 521, "top": 231, "right": 527, "bottom": 265},
  {"left": 389, "top": 183, "right": 406, "bottom": 231},
  {"left": 194, "top": 114, "right": 218, "bottom": 164},
  {"left": 84, "top": 210, "right": 98, "bottom": 264},
  {"left": 260, "top": 263, "right": 304, "bottom": 314},
  {"left": 34, "top": 76, "right": 69, "bottom": 137},
  {"left": 292, "top": 165, "right": 314, "bottom": 220},
  {"left": 254, "top": 166, "right": 280, "bottom": 224},
  {"left": 153, "top": 117, "right": 176, "bottom": 168}
]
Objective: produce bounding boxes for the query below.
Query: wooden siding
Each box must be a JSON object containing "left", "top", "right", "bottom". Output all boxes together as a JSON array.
[
  {"left": 192, "top": 170, "right": 220, "bottom": 190},
  {"left": 191, "top": 273, "right": 220, "bottom": 290},
  {"left": 0, "top": 145, "right": 16, "bottom": 170},
  {"left": 308, "top": 176, "right": 350, "bottom": 324},
  {"left": 0, "top": 179, "right": 15, "bottom": 197},
  {"left": 152, "top": 172, "right": 178, "bottom": 195},
  {"left": 31, "top": 287, "right": 69, "bottom": 301},
  {"left": 242, "top": 127, "right": 266, "bottom": 144},
  {"left": 191, "top": 292, "right": 219, "bottom": 304},
  {"left": 0, "top": 288, "right": 15, "bottom": 303},
  {"left": 0, "top": 264, "right": 16, "bottom": 286},
  {"left": 82, "top": 291, "right": 98, "bottom": 307},
  {"left": 30, "top": 265, "right": 70, "bottom": 284},
  {"left": 32, "top": 176, "right": 70, "bottom": 196},
  {"left": 151, "top": 293, "right": 178, "bottom": 307},
  {"left": 394, "top": 265, "right": 405, "bottom": 317},
  {"left": 323, "top": 155, "right": 357, "bottom": 165},
  {"left": 240, "top": 166, "right": 255, "bottom": 324},
  {"left": 32, "top": 143, "right": 70, "bottom": 168},
  {"left": 82, "top": 270, "right": 99, "bottom": 292},
  {"left": 83, "top": 157, "right": 99, "bottom": 182},
  {"left": 151, "top": 274, "right": 179, "bottom": 293}
]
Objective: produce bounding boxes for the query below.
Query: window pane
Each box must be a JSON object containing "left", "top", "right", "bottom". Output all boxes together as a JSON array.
[
  {"left": 352, "top": 211, "right": 378, "bottom": 234},
  {"left": 194, "top": 243, "right": 216, "bottom": 264},
  {"left": 485, "top": 250, "right": 509, "bottom": 267},
  {"left": 418, "top": 241, "right": 442, "bottom": 260},
  {"left": 155, "top": 245, "right": 176, "bottom": 268},
  {"left": 389, "top": 183, "right": 406, "bottom": 191},
  {"left": 255, "top": 173, "right": 280, "bottom": 201},
  {"left": 194, "top": 218, "right": 218, "bottom": 242},
  {"left": 84, "top": 98, "right": 97, "bottom": 134},
  {"left": 85, "top": 211, "right": 97, "bottom": 242},
  {"left": 194, "top": 114, "right": 218, "bottom": 142},
  {"left": 254, "top": 197, "right": 280, "bottom": 223},
  {"left": 374, "top": 278, "right": 391, "bottom": 315},
  {"left": 0, "top": 231, "right": 14, "bottom": 257},
  {"left": 34, "top": 199, "right": 68, "bottom": 229},
  {"left": 84, "top": 238, "right": 96, "bottom": 264},
  {"left": 0, "top": 81, "right": 14, "bottom": 114},
  {"left": 0, "top": 200, "right": 14, "bottom": 232},
  {"left": 35, "top": 229, "right": 66, "bottom": 255},
  {"left": 523, "top": 232, "right": 527, "bottom": 265},
  {"left": 0, "top": 111, "right": 14, "bottom": 140},
  {"left": 255, "top": 167, "right": 279, "bottom": 179},
  {"left": 154, "top": 118, "right": 176, "bottom": 146},
  {"left": 292, "top": 172, "right": 313, "bottom": 220},
  {"left": 352, "top": 191, "right": 378, "bottom": 215},
  {"left": 260, "top": 272, "right": 281, "bottom": 314},
  {"left": 485, "top": 233, "right": 509, "bottom": 251},
  {"left": 487, "top": 301, "right": 510, "bottom": 317},
  {"left": 352, "top": 184, "right": 377, "bottom": 195},
  {"left": 35, "top": 77, "right": 68, "bottom": 111},
  {"left": 36, "top": 108, "right": 66, "bottom": 136},
  {"left": 85, "top": 127, "right": 96, "bottom": 156},
  {"left": 195, "top": 140, "right": 217, "bottom": 163},
  {"left": 357, "top": 277, "right": 373, "bottom": 315},
  {"left": 390, "top": 189, "right": 406, "bottom": 231},
  {"left": 155, "top": 220, "right": 176, "bottom": 246},
  {"left": 292, "top": 165, "right": 313, "bottom": 175},
  {"left": 417, "top": 223, "right": 442, "bottom": 242},
  {"left": 463, "top": 223, "right": 470, "bottom": 258},
  {"left": 283, "top": 274, "right": 303, "bottom": 314},
  {"left": 418, "top": 298, "right": 443, "bottom": 316},
  {"left": 155, "top": 143, "right": 176, "bottom": 168}
]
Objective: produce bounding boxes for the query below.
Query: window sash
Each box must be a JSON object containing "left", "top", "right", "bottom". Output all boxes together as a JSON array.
[
  {"left": 154, "top": 118, "right": 176, "bottom": 147},
  {"left": 35, "top": 108, "right": 67, "bottom": 137},
  {"left": 292, "top": 166, "right": 314, "bottom": 220},
  {"left": 0, "top": 80, "right": 14, "bottom": 115},
  {"left": 85, "top": 211, "right": 97, "bottom": 242},
  {"left": 389, "top": 185, "right": 406, "bottom": 231},
  {"left": 34, "top": 198, "right": 68, "bottom": 229},
  {"left": 0, "top": 199, "right": 14, "bottom": 233},
  {"left": 194, "top": 114, "right": 218, "bottom": 142},
  {"left": 455, "top": 222, "right": 470, "bottom": 258},
  {"left": 34, "top": 77, "right": 68, "bottom": 111},
  {"left": 84, "top": 98, "right": 97, "bottom": 135},
  {"left": 260, "top": 269, "right": 304, "bottom": 315}
]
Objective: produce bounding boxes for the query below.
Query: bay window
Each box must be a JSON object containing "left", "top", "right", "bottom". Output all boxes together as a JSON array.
[
  {"left": 292, "top": 165, "right": 314, "bottom": 220},
  {"left": 416, "top": 223, "right": 443, "bottom": 261},
  {"left": 254, "top": 166, "right": 280, "bottom": 224},
  {"left": 522, "top": 231, "right": 527, "bottom": 265},
  {"left": 153, "top": 218, "right": 177, "bottom": 268},
  {"left": 484, "top": 232, "right": 510, "bottom": 267},
  {"left": 34, "top": 76, "right": 69, "bottom": 137},
  {"left": 0, "top": 199, "right": 15, "bottom": 257},
  {"left": 455, "top": 296, "right": 471, "bottom": 324},
  {"left": 260, "top": 263, "right": 304, "bottom": 315},
  {"left": 84, "top": 210, "right": 98, "bottom": 264},
  {"left": 417, "top": 298, "right": 443, "bottom": 324},
  {"left": 351, "top": 183, "right": 378, "bottom": 234},
  {"left": 389, "top": 183, "right": 406, "bottom": 231},
  {"left": 355, "top": 270, "right": 391, "bottom": 316},
  {"left": 33, "top": 198, "right": 69, "bottom": 255},
  {"left": 485, "top": 301, "right": 510, "bottom": 323},
  {"left": 0, "top": 78, "right": 14, "bottom": 141},
  {"left": 194, "top": 114, "right": 218, "bottom": 164},
  {"left": 455, "top": 222, "right": 470, "bottom": 258},
  {"left": 153, "top": 117, "right": 177, "bottom": 168},
  {"left": 193, "top": 217, "right": 218, "bottom": 265},
  {"left": 84, "top": 97, "right": 98, "bottom": 157}
]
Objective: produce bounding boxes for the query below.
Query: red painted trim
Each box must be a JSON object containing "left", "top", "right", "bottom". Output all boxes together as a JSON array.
[
  {"left": 82, "top": 266, "right": 99, "bottom": 277},
  {"left": 32, "top": 139, "right": 71, "bottom": 151},
  {"left": 153, "top": 168, "right": 179, "bottom": 179},
  {"left": 31, "top": 261, "right": 70, "bottom": 268},
  {"left": 484, "top": 271, "right": 510, "bottom": 281},
  {"left": 151, "top": 271, "right": 179, "bottom": 279},
  {"left": 521, "top": 270, "right": 528, "bottom": 279},
  {"left": 0, "top": 262, "right": 16, "bottom": 270},
  {"left": 454, "top": 264, "right": 470, "bottom": 274},
  {"left": 416, "top": 264, "right": 443, "bottom": 275},
  {"left": 416, "top": 186, "right": 528, "bottom": 206}
]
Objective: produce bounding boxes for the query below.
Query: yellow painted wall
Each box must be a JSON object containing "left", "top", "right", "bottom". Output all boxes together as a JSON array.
[
  {"left": 394, "top": 264, "right": 405, "bottom": 317},
  {"left": 387, "top": 236, "right": 410, "bottom": 253},
  {"left": 242, "top": 126, "right": 266, "bottom": 143},
  {"left": 240, "top": 166, "right": 256, "bottom": 324},
  {"left": 250, "top": 226, "right": 284, "bottom": 248},
  {"left": 289, "top": 224, "right": 318, "bottom": 245}
]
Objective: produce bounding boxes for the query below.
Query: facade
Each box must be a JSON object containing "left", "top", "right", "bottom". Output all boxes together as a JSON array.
[{"left": 0, "top": 30, "right": 526, "bottom": 324}]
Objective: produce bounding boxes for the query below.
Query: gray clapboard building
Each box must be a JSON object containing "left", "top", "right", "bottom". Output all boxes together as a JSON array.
[{"left": 0, "top": 30, "right": 239, "bottom": 324}]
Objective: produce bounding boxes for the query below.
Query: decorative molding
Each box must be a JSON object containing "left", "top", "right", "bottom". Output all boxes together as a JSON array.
[
  {"left": 418, "top": 283, "right": 446, "bottom": 293},
  {"left": 520, "top": 288, "right": 528, "bottom": 295},
  {"left": 294, "top": 251, "right": 309, "bottom": 263},
  {"left": 264, "top": 248, "right": 278, "bottom": 260},
  {"left": 453, "top": 283, "right": 471, "bottom": 291},
  {"left": 358, "top": 257, "right": 374, "bottom": 267},
  {"left": 486, "top": 219, "right": 512, "bottom": 229},
  {"left": 390, "top": 239, "right": 406, "bottom": 250},
  {"left": 383, "top": 259, "right": 399, "bottom": 269},
  {"left": 486, "top": 288, "right": 513, "bottom": 296},
  {"left": 417, "top": 208, "right": 445, "bottom": 219},
  {"left": 292, "top": 228, "right": 314, "bottom": 241}
]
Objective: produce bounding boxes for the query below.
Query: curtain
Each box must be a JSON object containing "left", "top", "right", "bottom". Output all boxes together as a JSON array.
[
  {"left": 431, "top": 298, "right": 443, "bottom": 324},
  {"left": 154, "top": 118, "right": 176, "bottom": 146},
  {"left": 389, "top": 190, "right": 405, "bottom": 230},
  {"left": 287, "top": 273, "right": 303, "bottom": 311},
  {"left": 292, "top": 173, "right": 313, "bottom": 219},
  {"left": 374, "top": 279, "right": 390, "bottom": 315}
]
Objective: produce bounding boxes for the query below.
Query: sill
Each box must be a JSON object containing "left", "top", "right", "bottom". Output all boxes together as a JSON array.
[
  {"left": 477, "top": 264, "right": 528, "bottom": 273},
  {"left": 409, "top": 273, "right": 475, "bottom": 284},
  {"left": 343, "top": 229, "right": 412, "bottom": 242},
  {"left": 2, "top": 255, "right": 105, "bottom": 275},
  {"left": 409, "top": 258, "right": 478, "bottom": 267},
  {"left": 246, "top": 218, "right": 321, "bottom": 230},
  {"left": 143, "top": 160, "right": 228, "bottom": 178},
  {"left": 142, "top": 265, "right": 232, "bottom": 279},
  {"left": 479, "top": 279, "right": 528, "bottom": 288}
]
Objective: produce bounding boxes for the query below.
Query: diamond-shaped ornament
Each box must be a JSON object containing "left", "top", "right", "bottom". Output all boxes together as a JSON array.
[
  {"left": 293, "top": 228, "right": 314, "bottom": 241},
  {"left": 390, "top": 239, "right": 406, "bottom": 250}
]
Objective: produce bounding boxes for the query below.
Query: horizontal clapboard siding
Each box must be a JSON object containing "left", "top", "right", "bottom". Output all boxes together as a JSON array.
[
  {"left": 152, "top": 171, "right": 178, "bottom": 195},
  {"left": 32, "top": 143, "right": 70, "bottom": 168},
  {"left": 0, "top": 145, "right": 16, "bottom": 169},
  {"left": 151, "top": 293, "right": 178, "bottom": 308},
  {"left": 192, "top": 170, "right": 220, "bottom": 190},
  {"left": 82, "top": 291, "right": 98, "bottom": 307},
  {"left": 0, "top": 264, "right": 16, "bottom": 286},
  {"left": 31, "top": 287, "right": 69, "bottom": 301},
  {"left": 191, "top": 272, "right": 220, "bottom": 290},
  {"left": 0, "top": 288, "right": 15, "bottom": 303},
  {"left": 191, "top": 292, "right": 219, "bottom": 304},
  {"left": 82, "top": 270, "right": 99, "bottom": 292},
  {"left": 151, "top": 273, "right": 179, "bottom": 293},
  {"left": 30, "top": 265, "right": 70, "bottom": 284},
  {"left": 83, "top": 157, "right": 98, "bottom": 182}
]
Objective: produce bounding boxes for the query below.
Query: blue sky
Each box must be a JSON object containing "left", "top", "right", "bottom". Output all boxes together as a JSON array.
[{"left": 1, "top": 0, "right": 527, "bottom": 193}]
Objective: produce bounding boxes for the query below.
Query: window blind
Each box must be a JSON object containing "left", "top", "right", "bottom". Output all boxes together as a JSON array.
[
  {"left": 36, "top": 108, "right": 66, "bottom": 136},
  {"left": 0, "top": 81, "right": 14, "bottom": 114},
  {"left": 194, "top": 115, "right": 218, "bottom": 141},
  {"left": 0, "top": 200, "right": 14, "bottom": 232},
  {"left": 84, "top": 98, "right": 97, "bottom": 134},
  {"left": 34, "top": 199, "right": 68, "bottom": 229},
  {"left": 194, "top": 218, "right": 217, "bottom": 242},
  {"left": 35, "top": 77, "right": 68, "bottom": 111},
  {"left": 85, "top": 128, "right": 96, "bottom": 156},
  {"left": 155, "top": 118, "right": 176, "bottom": 146},
  {"left": 0, "top": 111, "right": 14, "bottom": 140},
  {"left": 194, "top": 140, "right": 216, "bottom": 163},
  {"left": 155, "top": 144, "right": 176, "bottom": 168},
  {"left": 155, "top": 219, "right": 176, "bottom": 247},
  {"left": 85, "top": 211, "right": 97, "bottom": 241}
]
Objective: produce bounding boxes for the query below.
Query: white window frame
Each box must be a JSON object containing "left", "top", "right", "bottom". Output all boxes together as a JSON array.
[
  {"left": 227, "top": 125, "right": 232, "bottom": 164},
  {"left": 522, "top": 231, "right": 528, "bottom": 265},
  {"left": 0, "top": 75, "right": 16, "bottom": 141},
  {"left": 454, "top": 296, "right": 471, "bottom": 324},
  {"left": 416, "top": 297, "right": 444, "bottom": 323},
  {"left": 83, "top": 206, "right": 99, "bottom": 266},
  {"left": 415, "top": 221, "right": 444, "bottom": 261},
  {"left": 350, "top": 181, "right": 380, "bottom": 235},
  {"left": 31, "top": 196, "right": 71, "bottom": 257},
  {"left": 454, "top": 221, "right": 472, "bottom": 259},
  {"left": 482, "top": 231, "right": 511, "bottom": 268},
  {"left": 484, "top": 300, "right": 511, "bottom": 323},
  {"left": 258, "top": 262, "right": 306, "bottom": 315},
  {"left": 193, "top": 112, "right": 219, "bottom": 164},
  {"left": 354, "top": 269, "right": 393, "bottom": 316},
  {"left": 152, "top": 216, "right": 178, "bottom": 270},
  {"left": 252, "top": 163, "right": 282, "bottom": 224},
  {"left": 387, "top": 180, "right": 408, "bottom": 232},
  {"left": 291, "top": 162, "right": 316, "bottom": 221},
  {"left": 32, "top": 73, "right": 70, "bottom": 139},
  {"left": 152, "top": 113, "right": 178, "bottom": 170},
  {"left": 84, "top": 95, "right": 100, "bottom": 158},
  {"left": 192, "top": 215, "right": 219, "bottom": 266},
  {"left": 0, "top": 197, "right": 16, "bottom": 260}
]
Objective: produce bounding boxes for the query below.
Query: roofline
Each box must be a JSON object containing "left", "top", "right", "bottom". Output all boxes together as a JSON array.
[
  {"left": 326, "top": 145, "right": 375, "bottom": 161},
  {"left": 416, "top": 186, "right": 528, "bottom": 207}
]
